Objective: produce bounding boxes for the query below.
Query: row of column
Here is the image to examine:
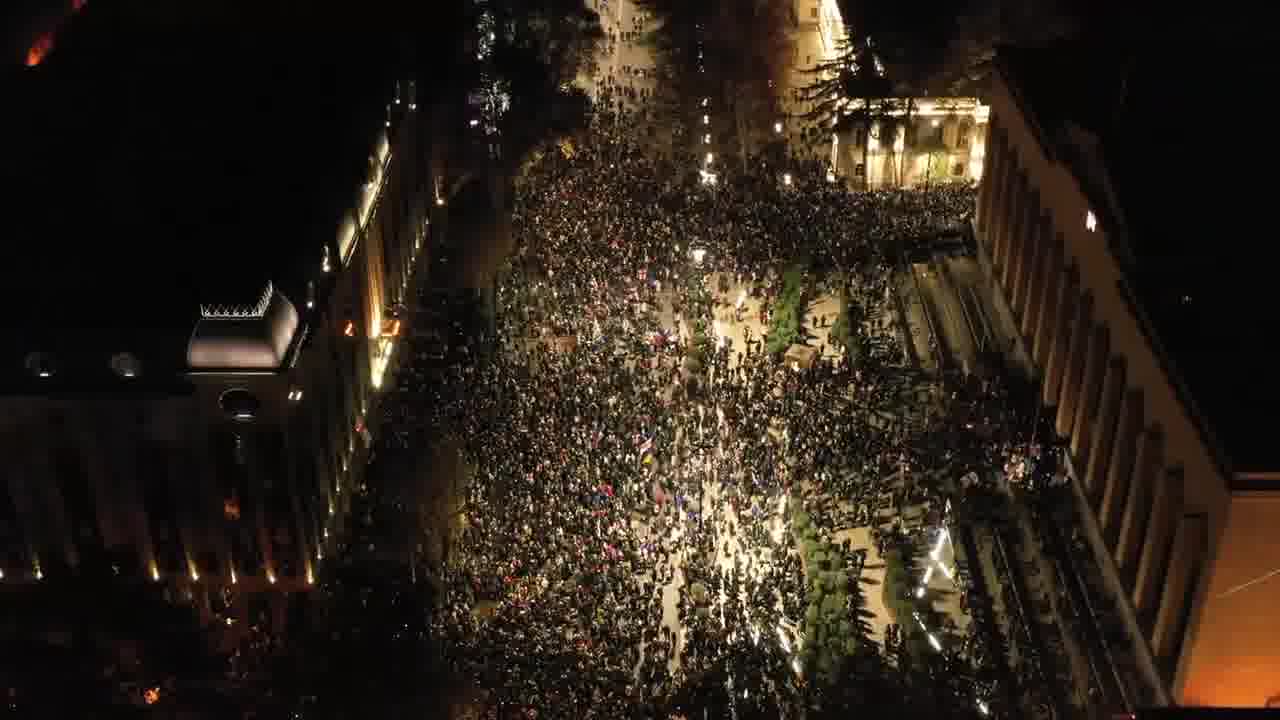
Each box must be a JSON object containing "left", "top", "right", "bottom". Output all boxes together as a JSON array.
[
  {"left": 0, "top": 411, "right": 317, "bottom": 591},
  {"left": 977, "top": 119, "right": 1207, "bottom": 664}
]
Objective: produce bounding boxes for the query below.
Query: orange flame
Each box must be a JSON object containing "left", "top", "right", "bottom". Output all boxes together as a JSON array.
[
  {"left": 26, "top": 32, "right": 54, "bottom": 67},
  {"left": 23, "top": 1, "right": 86, "bottom": 68}
]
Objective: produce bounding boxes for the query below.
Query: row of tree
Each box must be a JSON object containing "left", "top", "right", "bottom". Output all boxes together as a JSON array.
[{"left": 636, "top": 0, "right": 792, "bottom": 164}]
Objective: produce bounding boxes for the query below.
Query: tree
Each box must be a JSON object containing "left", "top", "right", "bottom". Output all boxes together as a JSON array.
[
  {"left": 798, "top": 39, "right": 899, "bottom": 188},
  {"left": 638, "top": 0, "right": 790, "bottom": 165},
  {"left": 766, "top": 265, "right": 807, "bottom": 354},
  {"left": 847, "top": 0, "right": 1080, "bottom": 95}
]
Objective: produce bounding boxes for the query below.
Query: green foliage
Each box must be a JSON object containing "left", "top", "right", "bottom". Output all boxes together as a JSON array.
[{"left": 766, "top": 265, "right": 808, "bottom": 354}]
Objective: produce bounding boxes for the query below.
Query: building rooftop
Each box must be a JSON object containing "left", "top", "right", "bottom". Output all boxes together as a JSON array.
[
  {"left": 0, "top": 2, "right": 406, "bottom": 388},
  {"left": 998, "top": 31, "right": 1277, "bottom": 475}
]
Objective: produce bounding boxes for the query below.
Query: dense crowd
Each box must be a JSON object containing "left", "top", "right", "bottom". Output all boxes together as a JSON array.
[{"left": 392, "top": 77, "right": 1000, "bottom": 717}]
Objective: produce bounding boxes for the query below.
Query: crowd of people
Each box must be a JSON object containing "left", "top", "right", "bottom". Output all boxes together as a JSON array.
[{"left": 387, "top": 75, "right": 1007, "bottom": 716}]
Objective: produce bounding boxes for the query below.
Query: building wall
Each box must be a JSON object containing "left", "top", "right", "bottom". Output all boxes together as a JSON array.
[
  {"left": 0, "top": 88, "right": 436, "bottom": 605},
  {"left": 794, "top": 0, "right": 821, "bottom": 29},
  {"left": 832, "top": 99, "right": 988, "bottom": 189},
  {"left": 975, "top": 67, "right": 1264, "bottom": 706},
  {"left": 1179, "top": 491, "right": 1280, "bottom": 707}
]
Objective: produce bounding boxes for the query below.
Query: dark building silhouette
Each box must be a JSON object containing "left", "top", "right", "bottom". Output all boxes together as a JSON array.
[{"left": 0, "top": 3, "right": 446, "bottom": 613}]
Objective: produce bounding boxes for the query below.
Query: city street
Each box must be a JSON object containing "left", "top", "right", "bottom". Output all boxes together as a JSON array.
[{"left": 410, "top": 2, "right": 1004, "bottom": 716}]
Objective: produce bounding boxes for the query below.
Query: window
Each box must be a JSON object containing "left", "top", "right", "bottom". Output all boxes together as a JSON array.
[
  {"left": 855, "top": 163, "right": 865, "bottom": 177},
  {"left": 219, "top": 389, "right": 261, "bottom": 422},
  {"left": 25, "top": 351, "right": 55, "bottom": 378},
  {"left": 111, "top": 352, "right": 141, "bottom": 378},
  {"left": 810, "top": 7, "right": 818, "bottom": 18}
]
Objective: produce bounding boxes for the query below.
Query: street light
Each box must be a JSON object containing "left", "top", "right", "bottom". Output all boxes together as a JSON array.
[
  {"left": 774, "top": 121, "right": 783, "bottom": 134},
  {"left": 826, "top": 170, "right": 837, "bottom": 183},
  {"left": 783, "top": 173, "right": 792, "bottom": 186},
  {"left": 705, "top": 152, "right": 714, "bottom": 165}
]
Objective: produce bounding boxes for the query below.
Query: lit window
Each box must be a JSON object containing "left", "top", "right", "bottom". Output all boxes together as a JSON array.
[
  {"left": 1086, "top": 210, "right": 1098, "bottom": 232},
  {"left": 110, "top": 352, "right": 141, "bottom": 379},
  {"left": 25, "top": 351, "right": 55, "bottom": 379},
  {"left": 219, "top": 389, "right": 260, "bottom": 422}
]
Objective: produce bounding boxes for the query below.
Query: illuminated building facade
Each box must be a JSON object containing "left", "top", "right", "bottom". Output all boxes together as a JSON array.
[
  {"left": 830, "top": 97, "right": 990, "bottom": 188},
  {"left": 977, "top": 46, "right": 1280, "bottom": 708},
  {"left": 0, "top": 9, "right": 443, "bottom": 610}
]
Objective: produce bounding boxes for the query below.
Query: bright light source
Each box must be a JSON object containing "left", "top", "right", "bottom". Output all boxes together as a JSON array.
[
  {"left": 783, "top": 173, "right": 792, "bottom": 186},
  {"left": 37, "top": 370, "right": 51, "bottom": 378},
  {"left": 267, "top": 571, "right": 277, "bottom": 585},
  {"left": 409, "top": 103, "right": 417, "bottom": 110},
  {"left": 928, "top": 633, "right": 942, "bottom": 651},
  {"left": 977, "top": 700, "right": 990, "bottom": 716},
  {"left": 151, "top": 565, "right": 160, "bottom": 581},
  {"left": 931, "top": 528, "right": 949, "bottom": 559},
  {"left": 691, "top": 248, "right": 707, "bottom": 265},
  {"left": 469, "top": 119, "right": 480, "bottom": 127},
  {"left": 826, "top": 171, "right": 836, "bottom": 183},
  {"left": 705, "top": 152, "right": 714, "bottom": 164},
  {"left": 436, "top": 197, "right": 445, "bottom": 206},
  {"left": 923, "top": 565, "right": 934, "bottom": 584},
  {"left": 703, "top": 133, "right": 711, "bottom": 144},
  {"left": 190, "top": 568, "right": 200, "bottom": 582},
  {"left": 344, "top": 321, "right": 356, "bottom": 337},
  {"left": 931, "top": 118, "right": 940, "bottom": 127},
  {"left": 702, "top": 114, "right": 709, "bottom": 125},
  {"left": 916, "top": 586, "right": 926, "bottom": 598},
  {"left": 774, "top": 121, "right": 783, "bottom": 134},
  {"left": 1086, "top": 210, "right": 1098, "bottom": 232},
  {"left": 230, "top": 568, "right": 237, "bottom": 584},
  {"left": 701, "top": 98, "right": 709, "bottom": 107}
]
